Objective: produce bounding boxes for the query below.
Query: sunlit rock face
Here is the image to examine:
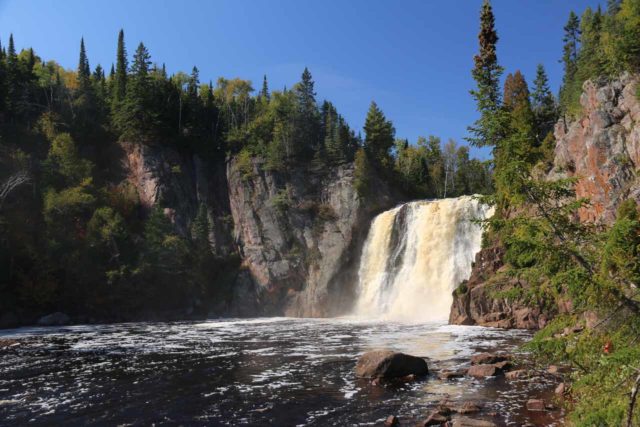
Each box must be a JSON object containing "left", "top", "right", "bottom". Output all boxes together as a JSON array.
[
  {"left": 226, "top": 156, "right": 397, "bottom": 317},
  {"left": 551, "top": 73, "right": 640, "bottom": 224}
]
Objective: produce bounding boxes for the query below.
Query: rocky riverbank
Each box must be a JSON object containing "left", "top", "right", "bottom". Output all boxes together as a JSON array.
[{"left": 357, "top": 350, "right": 566, "bottom": 426}]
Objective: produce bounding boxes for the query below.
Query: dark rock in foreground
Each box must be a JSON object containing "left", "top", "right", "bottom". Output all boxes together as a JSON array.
[{"left": 355, "top": 350, "right": 428, "bottom": 379}]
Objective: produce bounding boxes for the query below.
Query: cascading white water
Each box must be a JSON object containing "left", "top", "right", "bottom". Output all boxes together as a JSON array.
[{"left": 353, "top": 195, "right": 493, "bottom": 322}]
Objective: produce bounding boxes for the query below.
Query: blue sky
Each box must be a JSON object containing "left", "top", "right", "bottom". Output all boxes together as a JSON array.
[{"left": 0, "top": 0, "right": 603, "bottom": 158}]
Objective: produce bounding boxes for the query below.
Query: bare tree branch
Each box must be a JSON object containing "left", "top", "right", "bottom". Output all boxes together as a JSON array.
[{"left": 0, "top": 171, "right": 31, "bottom": 210}]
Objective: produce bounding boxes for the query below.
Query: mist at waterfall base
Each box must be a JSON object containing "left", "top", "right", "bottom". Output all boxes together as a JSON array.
[
  {"left": 354, "top": 196, "right": 493, "bottom": 322},
  {"left": 0, "top": 197, "right": 561, "bottom": 426}
]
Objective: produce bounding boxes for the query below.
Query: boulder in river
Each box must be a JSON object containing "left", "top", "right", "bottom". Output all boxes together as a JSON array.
[
  {"left": 470, "top": 353, "right": 511, "bottom": 365},
  {"left": 385, "top": 415, "right": 399, "bottom": 426},
  {"left": 467, "top": 364, "right": 502, "bottom": 378},
  {"left": 355, "top": 350, "right": 428, "bottom": 379},
  {"left": 37, "top": 312, "right": 70, "bottom": 326}
]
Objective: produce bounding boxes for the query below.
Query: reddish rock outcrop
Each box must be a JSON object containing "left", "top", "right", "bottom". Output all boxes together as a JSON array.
[
  {"left": 551, "top": 74, "right": 640, "bottom": 223},
  {"left": 451, "top": 74, "right": 640, "bottom": 330},
  {"left": 449, "top": 244, "right": 552, "bottom": 329}
]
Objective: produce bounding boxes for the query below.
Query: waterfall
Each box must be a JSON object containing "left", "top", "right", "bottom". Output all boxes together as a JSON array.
[{"left": 353, "top": 195, "right": 493, "bottom": 322}]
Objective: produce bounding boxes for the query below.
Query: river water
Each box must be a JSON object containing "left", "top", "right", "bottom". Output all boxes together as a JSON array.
[{"left": 0, "top": 318, "right": 562, "bottom": 426}]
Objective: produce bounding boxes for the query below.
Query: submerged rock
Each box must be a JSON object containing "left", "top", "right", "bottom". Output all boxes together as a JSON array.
[
  {"left": 355, "top": 350, "right": 428, "bottom": 379},
  {"left": 451, "top": 417, "right": 497, "bottom": 427},
  {"left": 526, "top": 399, "right": 546, "bottom": 411},
  {"left": 37, "top": 312, "right": 70, "bottom": 326}
]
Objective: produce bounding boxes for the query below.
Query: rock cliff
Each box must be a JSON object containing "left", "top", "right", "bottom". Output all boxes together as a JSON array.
[
  {"left": 550, "top": 73, "right": 640, "bottom": 223},
  {"left": 450, "top": 74, "right": 640, "bottom": 329},
  {"left": 122, "top": 143, "right": 397, "bottom": 317},
  {"left": 226, "top": 157, "right": 396, "bottom": 317}
]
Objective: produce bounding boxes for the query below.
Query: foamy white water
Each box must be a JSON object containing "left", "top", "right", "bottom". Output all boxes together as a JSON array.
[{"left": 354, "top": 195, "right": 493, "bottom": 322}]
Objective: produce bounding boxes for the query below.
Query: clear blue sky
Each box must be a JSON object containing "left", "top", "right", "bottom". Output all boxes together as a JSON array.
[{"left": 0, "top": 0, "right": 603, "bottom": 159}]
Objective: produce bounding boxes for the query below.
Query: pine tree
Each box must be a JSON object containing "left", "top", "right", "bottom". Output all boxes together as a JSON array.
[
  {"left": 114, "top": 42, "right": 156, "bottom": 140},
  {"left": 112, "top": 30, "right": 128, "bottom": 110},
  {"left": 559, "top": 11, "right": 581, "bottom": 112},
  {"left": 191, "top": 203, "right": 211, "bottom": 252},
  {"left": 503, "top": 70, "right": 529, "bottom": 111},
  {"left": 0, "top": 39, "right": 5, "bottom": 115},
  {"left": 6, "top": 34, "right": 19, "bottom": 119},
  {"left": 363, "top": 101, "right": 395, "bottom": 168},
  {"left": 466, "top": 0, "right": 507, "bottom": 149},
  {"left": 294, "top": 67, "right": 319, "bottom": 155},
  {"left": 77, "top": 38, "right": 91, "bottom": 89},
  {"left": 260, "top": 74, "right": 270, "bottom": 100},
  {"left": 502, "top": 70, "right": 537, "bottom": 163},
  {"left": 531, "top": 64, "right": 557, "bottom": 143}
]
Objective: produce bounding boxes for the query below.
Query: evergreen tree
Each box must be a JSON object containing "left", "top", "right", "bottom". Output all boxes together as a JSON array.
[
  {"left": 503, "top": 70, "right": 529, "bottom": 111},
  {"left": 559, "top": 11, "right": 581, "bottom": 112},
  {"left": 502, "top": 70, "right": 537, "bottom": 164},
  {"left": 77, "top": 38, "right": 91, "bottom": 89},
  {"left": 112, "top": 30, "right": 128, "bottom": 110},
  {"left": 466, "top": 0, "right": 507, "bottom": 150},
  {"left": 0, "top": 39, "right": 6, "bottom": 115},
  {"left": 114, "top": 42, "right": 157, "bottom": 140},
  {"left": 363, "top": 101, "right": 395, "bottom": 168},
  {"left": 5, "top": 34, "right": 19, "bottom": 120},
  {"left": 531, "top": 64, "right": 557, "bottom": 143},
  {"left": 191, "top": 203, "right": 211, "bottom": 252},
  {"left": 294, "top": 67, "right": 319, "bottom": 155},
  {"left": 260, "top": 74, "right": 270, "bottom": 100}
]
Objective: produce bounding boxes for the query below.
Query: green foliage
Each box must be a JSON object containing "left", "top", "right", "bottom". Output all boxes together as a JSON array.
[
  {"left": 236, "top": 147, "right": 254, "bottom": 181},
  {"left": 271, "top": 188, "right": 290, "bottom": 213},
  {"left": 363, "top": 101, "right": 395, "bottom": 169},
  {"left": 354, "top": 147, "right": 372, "bottom": 198}
]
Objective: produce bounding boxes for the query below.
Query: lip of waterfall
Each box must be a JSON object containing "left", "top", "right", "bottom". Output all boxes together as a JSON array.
[{"left": 353, "top": 195, "right": 493, "bottom": 323}]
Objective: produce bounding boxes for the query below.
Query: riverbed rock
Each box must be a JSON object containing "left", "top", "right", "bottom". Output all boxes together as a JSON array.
[
  {"left": 439, "top": 370, "right": 466, "bottom": 381},
  {"left": 547, "top": 365, "right": 559, "bottom": 374},
  {"left": 451, "top": 417, "right": 497, "bottom": 427},
  {"left": 355, "top": 350, "right": 428, "bottom": 379},
  {"left": 439, "top": 400, "right": 482, "bottom": 415},
  {"left": 555, "top": 382, "right": 566, "bottom": 396},
  {"left": 470, "top": 353, "right": 510, "bottom": 365},
  {"left": 505, "top": 369, "right": 528, "bottom": 380},
  {"left": 37, "top": 312, "right": 70, "bottom": 326},
  {"left": 526, "top": 399, "right": 546, "bottom": 411},
  {"left": 467, "top": 364, "right": 501, "bottom": 378},
  {"left": 385, "top": 415, "right": 400, "bottom": 426},
  {"left": 418, "top": 412, "right": 449, "bottom": 426}
]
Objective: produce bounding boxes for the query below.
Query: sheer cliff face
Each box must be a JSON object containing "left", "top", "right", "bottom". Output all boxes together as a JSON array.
[
  {"left": 450, "top": 74, "right": 640, "bottom": 329},
  {"left": 551, "top": 74, "right": 640, "bottom": 223},
  {"left": 123, "top": 143, "right": 395, "bottom": 317},
  {"left": 226, "top": 157, "right": 395, "bottom": 317},
  {"left": 123, "top": 142, "right": 235, "bottom": 258}
]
